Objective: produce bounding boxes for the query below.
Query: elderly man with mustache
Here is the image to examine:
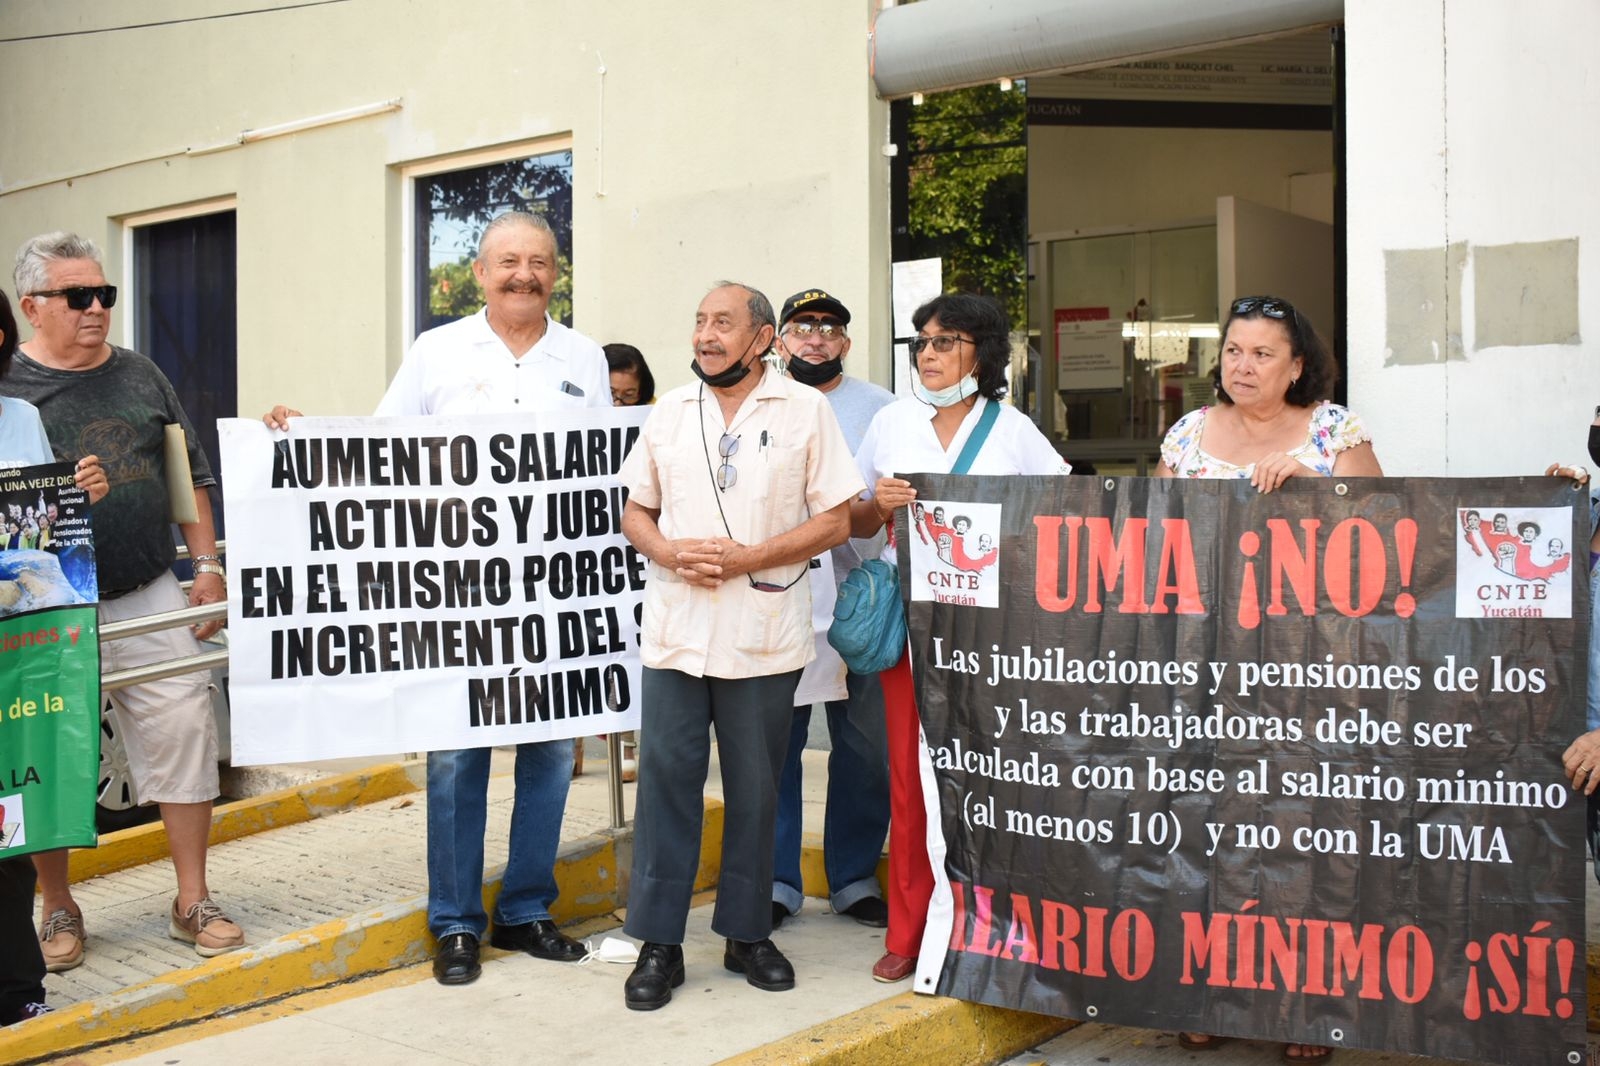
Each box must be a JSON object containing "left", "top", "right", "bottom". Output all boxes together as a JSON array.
[
  {"left": 615, "top": 282, "right": 862, "bottom": 1011},
  {"left": 265, "top": 210, "right": 610, "bottom": 987},
  {"left": 375, "top": 211, "right": 609, "bottom": 983}
]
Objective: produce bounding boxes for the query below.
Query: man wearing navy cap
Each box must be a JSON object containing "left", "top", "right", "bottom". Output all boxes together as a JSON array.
[{"left": 770, "top": 288, "right": 894, "bottom": 932}]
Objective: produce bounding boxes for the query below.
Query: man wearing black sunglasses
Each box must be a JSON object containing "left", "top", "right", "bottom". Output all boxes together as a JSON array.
[
  {"left": 10, "top": 230, "right": 242, "bottom": 966},
  {"left": 615, "top": 282, "right": 864, "bottom": 1012}
]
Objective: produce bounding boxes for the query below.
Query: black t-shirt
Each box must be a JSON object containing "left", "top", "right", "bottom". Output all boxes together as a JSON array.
[{"left": 7, "top": 346, "right": 215, "bottom": 591}]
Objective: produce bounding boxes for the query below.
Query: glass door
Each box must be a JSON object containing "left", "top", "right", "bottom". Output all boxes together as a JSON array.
[{"left": 1035, "top": 224, "right": 1218, "bottom": 474}]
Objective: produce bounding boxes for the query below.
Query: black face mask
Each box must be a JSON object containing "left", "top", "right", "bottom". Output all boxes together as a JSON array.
[
  {"left": 690, "top": 332, "right": 764, "bottom": 390},
  {"left": 691, "top": 355, "right": 752, "bottom": 389},
  {"left": 786, "top": 355, "right": 843, "bottom": 388},
  {"left": 1589, "top": 425, "right": 1600, "bottom": 467}
]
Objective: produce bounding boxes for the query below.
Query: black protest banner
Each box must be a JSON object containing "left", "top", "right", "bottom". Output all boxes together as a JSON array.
[{"left": 902, "top": 474, "right": 1587, "bottom": 1066}]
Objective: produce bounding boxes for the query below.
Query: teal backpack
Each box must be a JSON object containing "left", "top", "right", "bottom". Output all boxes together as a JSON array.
[{"left": 826, "top": 559, "right": 905, "bottom": 675}]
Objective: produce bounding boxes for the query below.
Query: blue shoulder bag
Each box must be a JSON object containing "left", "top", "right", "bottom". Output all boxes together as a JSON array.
[{"left": 827, "top": 400, "right": 999, "bottom": 674}]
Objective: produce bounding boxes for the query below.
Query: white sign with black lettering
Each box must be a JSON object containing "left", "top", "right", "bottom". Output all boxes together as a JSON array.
[{"left": 218, "top": 411, "right": 648, "bottom": 764}]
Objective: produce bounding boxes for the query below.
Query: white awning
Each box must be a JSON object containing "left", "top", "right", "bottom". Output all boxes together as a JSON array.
[{"left": 869, "top": 0, "right": 1343, "bottom": 99}]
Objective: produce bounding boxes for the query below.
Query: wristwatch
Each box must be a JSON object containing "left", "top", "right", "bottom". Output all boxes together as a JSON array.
[{"left": 194, "top": 561, "right": 227, "bottom": 580}]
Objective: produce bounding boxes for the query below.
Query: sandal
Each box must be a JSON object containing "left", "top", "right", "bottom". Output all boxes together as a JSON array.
[
  {"left": 1178, "top": 1032, "right": 1229, "bottom": 1051},
  {"left": 1281, "top": 1043, "right": 1334, "bottom": 1064}
]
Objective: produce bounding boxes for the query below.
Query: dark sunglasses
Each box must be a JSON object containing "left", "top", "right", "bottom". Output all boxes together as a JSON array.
[
  {"left": 30, "top": 285, "right": 118, "bottom": 311},
  {"left": 908, "top": 334, "right": 973, "bottom": 358},
  {"left": 749, "top": 569, "right": 808, "bottom": 593},
  {"left": 1230, "top": 296, "right": 1293, "bottom": 320}
]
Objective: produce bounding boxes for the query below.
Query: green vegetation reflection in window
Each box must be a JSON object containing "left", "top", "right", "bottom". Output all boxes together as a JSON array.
[{"left": 415, "top": 150, "right": 574, "bottom": 334}]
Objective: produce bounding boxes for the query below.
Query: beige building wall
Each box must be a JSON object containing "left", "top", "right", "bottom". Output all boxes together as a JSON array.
[
  {"left": 1345, "top": 0, "right": 1600, "bottom": 476},
  {"left": 0, "top": 0, "right": 892, "bottom": 416},
  {"left": 7, "top": 1, "right": 1595, "bottom": 479}
]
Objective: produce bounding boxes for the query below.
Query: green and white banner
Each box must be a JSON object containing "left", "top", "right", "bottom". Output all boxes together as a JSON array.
[{"left": 0, "top": 464, "right": 100, "bottom": 858}]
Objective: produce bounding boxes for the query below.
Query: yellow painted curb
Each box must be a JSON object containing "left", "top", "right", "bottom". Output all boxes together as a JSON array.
[
  {"left": 2, "top": 796, "right": 726, "bottom": 1065},
  {"left": 718, "top": 991, "right": 1077, "bottom": 1066},
  {"left": 0, "top": 900, "right": 439, "bottom": 1065},
  {"left": 696, "top": 799, "right": 727, "bottom": 891},
  {"left": 798, "top": 831, "right": 887, "bottom": 901},
  {"left": 67, "top": 762, "right": 424, "bottom": 883},
  {"left": 5, "top": 833, "right": 623, "bottom": 1065},
  {"left": 64, "top": 909, "right": 629, "bottom": 1065}
]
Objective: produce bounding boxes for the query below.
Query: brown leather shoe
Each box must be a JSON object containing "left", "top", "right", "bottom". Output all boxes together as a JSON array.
[
  {"left": 168, "top": 897, "right": 245, "bottom": 957},
  {"left": 871, "top": 950, "right": 916, "bottom": 983},
  {"left": 39, "top": 909, "right": 84, "bottom": 973}
]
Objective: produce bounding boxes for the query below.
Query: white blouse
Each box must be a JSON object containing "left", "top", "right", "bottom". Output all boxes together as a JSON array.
[{"left": 855, "top": 395, "right": 1070, "bottom": 564}]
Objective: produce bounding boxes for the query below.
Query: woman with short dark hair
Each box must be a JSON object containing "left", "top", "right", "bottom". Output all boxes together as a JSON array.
[
  {"left": 604, "top": 343, "right": 655, "bottom": 407},
  {"left": 850, "top": 292, "right": 1069, "bottom": 984}
]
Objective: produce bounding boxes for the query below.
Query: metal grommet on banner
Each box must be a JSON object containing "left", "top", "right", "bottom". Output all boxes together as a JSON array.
[
  {"left": 1085, "top": 1005, "right": 1099, "bottom": 1018},
  {"left": 1334, "top": 482, "right": 1349, "bottom": 496},
  {"left": 1329, "top": 1028, "right": 1344, "bottom": 1043},
  {"left": 1102, "top": 478, "right": 1115, "bottom": 491},
  {"left": 1568, "top": 1050, "right": 1584, "bottom": 1065}
]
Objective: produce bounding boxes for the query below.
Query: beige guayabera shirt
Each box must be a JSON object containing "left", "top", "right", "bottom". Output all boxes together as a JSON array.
[{"left": 620, "top": 370, "right": 864, "bottom": 679}]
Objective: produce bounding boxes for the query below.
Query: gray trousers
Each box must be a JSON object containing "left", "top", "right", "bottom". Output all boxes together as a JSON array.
[{"left": 623, "top": 666, "right": 800, "bottom": 945}]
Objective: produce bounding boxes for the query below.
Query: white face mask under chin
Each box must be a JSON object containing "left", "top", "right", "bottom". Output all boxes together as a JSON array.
[{"left": 913, "top": 372, "right": 980, "bottom": 408}]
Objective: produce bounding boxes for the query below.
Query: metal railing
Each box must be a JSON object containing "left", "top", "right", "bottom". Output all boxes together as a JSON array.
[
  {"left": 100, "top": 541, "right": 630, "bottom": 829},
  {"left": 99, "top": 602, "right": 228, "bottom": 692}
]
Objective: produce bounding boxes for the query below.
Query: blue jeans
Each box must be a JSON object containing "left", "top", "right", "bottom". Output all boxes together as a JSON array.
[
  {"left": 772, "top": 669, "right": 890, "bottom": 916},
  {"left": 425, "top": 738, "right": 574, "bottom": 940}
]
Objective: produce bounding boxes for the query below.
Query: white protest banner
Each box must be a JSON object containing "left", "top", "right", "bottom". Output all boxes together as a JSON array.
[
  {"left": 793, "top": 553, "right": 845, "bottom": 707},
  {"left": 218, "top": 410, "right": 648, "bottom": 764}
]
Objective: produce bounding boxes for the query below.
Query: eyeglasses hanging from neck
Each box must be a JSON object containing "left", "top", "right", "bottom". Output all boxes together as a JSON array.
[{"left": 696, "top": 384, "right": 806, "bottom": 593}]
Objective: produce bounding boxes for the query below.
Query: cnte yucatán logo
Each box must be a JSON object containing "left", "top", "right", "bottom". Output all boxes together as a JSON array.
[{"left": 909, "top": 500, "right": 1002, "bottom": 608}]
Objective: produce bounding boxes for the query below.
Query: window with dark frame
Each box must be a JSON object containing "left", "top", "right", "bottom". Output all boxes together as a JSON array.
[{"left": 413, "top": 149, "right": 574, "bottom": 336}]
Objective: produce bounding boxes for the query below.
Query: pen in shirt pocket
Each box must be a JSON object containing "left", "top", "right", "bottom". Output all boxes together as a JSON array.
[{"left": 559, "top": 381, "right": 585, "bottom": 397}]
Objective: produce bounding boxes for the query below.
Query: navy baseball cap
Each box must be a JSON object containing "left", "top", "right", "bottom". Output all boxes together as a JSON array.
[{"left": 779, "top": 288, "right": 851, "bottom": 326}]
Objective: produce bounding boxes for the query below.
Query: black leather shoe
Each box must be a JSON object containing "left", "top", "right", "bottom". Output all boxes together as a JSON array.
[
  {"left": 771, "top": 901, "right": 789, "bottom": 930},
  {"left": 723, "top": 937, "right": 795, "bottom": 991},
  {"left": 489, "top": 919, "right": 586, "bottom": 962},
  {"left": 432, "top": 932, "right": 481, "bottom": 985},
  {"left": 841, "top": 896, "right": 889, "bottom": 928},
  {"left": 625, "top": 942, "right": 685, "bottom": 1011}
]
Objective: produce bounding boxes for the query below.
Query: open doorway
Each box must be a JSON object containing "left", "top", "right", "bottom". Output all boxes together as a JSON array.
[
  {"left": 1025, "top": 27, "right": 1341, "bottom": 473},
  {"left": 130, "top": 206, "right": 238, "bottom": 532}
]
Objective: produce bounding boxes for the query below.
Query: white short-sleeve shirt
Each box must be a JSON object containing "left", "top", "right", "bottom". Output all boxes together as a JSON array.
[
  {"left": 376, "top": 309, "right": 610, "bottom": 417},
  {"left": 855, "top": 394, "right": 1070, "bottom": 564}
]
